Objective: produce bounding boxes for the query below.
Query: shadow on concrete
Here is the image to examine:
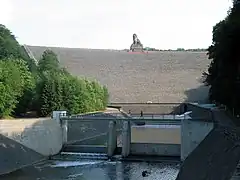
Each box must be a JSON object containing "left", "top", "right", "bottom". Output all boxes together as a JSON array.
[
  {"left": 0, "top": 133, "right": 44, "bottom": 176},
  {"left": 176, "top": 126, "right": 240, "bottom": 180},
  {"left": 174, "top": 85, "right": 240, "bottom": 180},
  {"left": 171, "top": 85, "right": 210, "bottom": 115},
  {"left": 183, "top": 85, "right": 210, "bottom": 104},
  {"left": 0, "top": 117, "right": 65, "bottom": 177}
]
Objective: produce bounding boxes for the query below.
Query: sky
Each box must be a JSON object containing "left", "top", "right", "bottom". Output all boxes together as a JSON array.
[{"left": 0, "top": 0, "right": 233, "bottom": 50}]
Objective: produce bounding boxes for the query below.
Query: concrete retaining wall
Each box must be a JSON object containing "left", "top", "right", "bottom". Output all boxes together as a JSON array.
[
  {"left": 181, "top": 119, "right": 214, "bottom": 161},
  {"left": 0, "top": 118, "right": 63, "bottom": 156},
  {"left": 130, "top": 143, "right": 181, "bottom": 156}
]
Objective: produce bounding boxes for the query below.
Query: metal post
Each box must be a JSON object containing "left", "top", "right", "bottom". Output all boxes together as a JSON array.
[
  {"left": 122, "top": 121, "right": 131, "bottom": 158},
  {"left": 107, "top": 121, "right": 117, "bottom": 157}
]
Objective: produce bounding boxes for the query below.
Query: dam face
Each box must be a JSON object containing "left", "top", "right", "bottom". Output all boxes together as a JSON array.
[{"left": 27, "top": 46, "right": 209, "bottom": 103}]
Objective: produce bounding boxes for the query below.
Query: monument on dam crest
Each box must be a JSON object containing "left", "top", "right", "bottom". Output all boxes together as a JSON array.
[{"left": 130, "top": 33, "right": 144, "bottom": 52}]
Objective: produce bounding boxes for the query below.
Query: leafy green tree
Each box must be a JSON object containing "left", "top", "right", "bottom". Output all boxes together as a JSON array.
[
  {"left": 0, "top": 24, "right": 37, "bottom": 116},
  {"left": 0, "top": 24, "right": 109, "bottom": 117},
  {"left": 0, "top": 59, "right": 34, "bottom": 118},
  {"left": 0, "top": 24, "right": 37, "bottom": 71},
  {"left": 38, "top": 50, "right": 60, "bottom": 73},
  {"left": 37, "top": 72, "right": 64, "bottom": 116},
  {"left": 61, "top": 75, "right": 88, "bottom": 114},
  {"left": 203, "top": 3, "right": 240, "bottom": 113}
]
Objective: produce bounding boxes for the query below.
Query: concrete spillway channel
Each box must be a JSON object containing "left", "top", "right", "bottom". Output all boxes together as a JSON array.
[{"left": 2, "top": 104, "right": 240, "bottom": 179}]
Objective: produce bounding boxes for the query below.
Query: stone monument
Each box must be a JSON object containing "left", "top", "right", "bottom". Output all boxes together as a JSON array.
[{"left": 130, "top": 33, "right": 143, "bottom": 52}]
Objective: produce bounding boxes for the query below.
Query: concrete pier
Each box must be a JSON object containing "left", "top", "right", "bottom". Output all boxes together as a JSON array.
[
  {"left": 52, "top": 111, "right": 68, "bottom": 145},
  {"left": 107, "top": 121, "right": 117, "bottom": 157},
  {"left": 61, "top": 120, "right": 68, "bottom": 145},
  {"left": 122, "top": 121, "right": 131, "bottom": 158}
]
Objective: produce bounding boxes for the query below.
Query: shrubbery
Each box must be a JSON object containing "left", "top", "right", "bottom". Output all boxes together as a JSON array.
[{"left": 0, "top": 24, "right": 109, "bottom": 118}]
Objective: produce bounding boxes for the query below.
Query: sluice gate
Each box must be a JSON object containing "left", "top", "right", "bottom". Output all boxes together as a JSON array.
[{"left": 53, "top": 103, "right": 214, "bottom": 162}]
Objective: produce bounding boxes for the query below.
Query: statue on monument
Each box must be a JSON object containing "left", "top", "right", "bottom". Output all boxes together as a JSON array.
[{"left": 130, "top": 33, "right": 143, "bottom": 52}]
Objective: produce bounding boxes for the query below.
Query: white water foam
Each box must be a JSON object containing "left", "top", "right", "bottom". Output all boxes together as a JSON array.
[
  {"left": 60, "top": 152, "right": 107, "bottom": 156},
  {"left": 50, "top": 160, "right": 103, "bottom": 168}
]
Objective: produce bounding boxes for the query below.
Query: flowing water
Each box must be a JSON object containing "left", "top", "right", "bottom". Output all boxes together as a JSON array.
[{"left": 1, "top": 159, "right": 180, "bottom": 180}]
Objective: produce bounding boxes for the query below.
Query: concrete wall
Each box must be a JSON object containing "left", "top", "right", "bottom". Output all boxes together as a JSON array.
[
  {"left": 181, "top": 119, "right": 214, "bottom": 161},
  {"left": 0, "top": 118, "right": 63, "bottom": 156},
  {"left": 131, "top": 125, "right": 181, "bottom": 144},
  {"left": 130, "top": 143, "right": 181, "bottom": 156}
]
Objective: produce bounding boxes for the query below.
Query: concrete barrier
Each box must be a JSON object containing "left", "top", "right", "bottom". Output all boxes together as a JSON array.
[{"left": 0, "top": 118, "right": 63, "bottom": 156}]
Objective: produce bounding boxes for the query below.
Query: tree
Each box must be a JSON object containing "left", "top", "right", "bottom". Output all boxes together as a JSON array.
[
  {"left": 0, "top": 24, "right": 109, "bottom": 117},
  {"left": 203, "top": 3, "right": 240, "bottom": 114},
  {"left": 37, "top": 72, "right": 64, "bottom": 116},
  {"left": 38, "top": 50, "right": 60, "bottom": 73},
  {"left": 0, "top": 24, "right": 37, "bottom": 72},
  {"left": 0, "top": 24, "right": 38, "bottom": 116},
  {"left": 0, "top": 59, "right": 34, "bottom": 118}
]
